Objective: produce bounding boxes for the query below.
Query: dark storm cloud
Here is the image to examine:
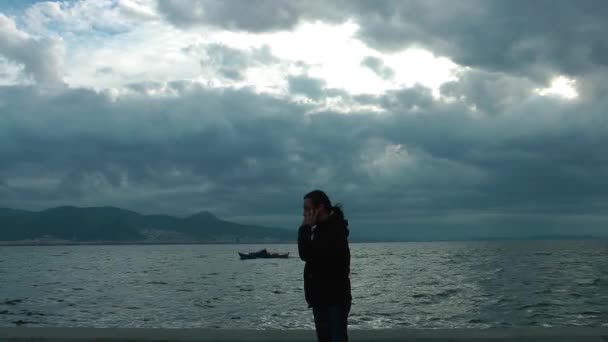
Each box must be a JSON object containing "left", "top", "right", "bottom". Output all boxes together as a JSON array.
[
  {"left": 347, "top": 0, "right": 608, "bottom": 79},
  {"left": 159, "top": 0, "right": 608, "bottom": 79},
  {"left": 439, "top": 70, "right": 537, "bottom": 115},
  {"left": 378, "top": 85, "right": 434, "bottom": 111},
  {"left": 2, "top": 79, "right": 608, "bottom": 237}
]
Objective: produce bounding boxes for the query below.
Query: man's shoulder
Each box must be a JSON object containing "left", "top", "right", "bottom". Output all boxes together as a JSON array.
[{"left": 299, "top": 224, "right": 312, "bottom": 235}]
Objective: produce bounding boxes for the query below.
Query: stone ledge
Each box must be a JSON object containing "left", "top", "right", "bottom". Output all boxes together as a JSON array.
[{"left": 0, "top": 328, "right": 607, "bottom": 342}]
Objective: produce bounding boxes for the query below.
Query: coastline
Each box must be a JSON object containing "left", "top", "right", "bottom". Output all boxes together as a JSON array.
[
  {"left": 0, "top": 238, "right": 605, "bottom": 247},
  {"left": 1, "top": 328, "right": 607, "bottom": 341},
  {"left": 0, "top": 240, "right": 294, "bottom": 247}
]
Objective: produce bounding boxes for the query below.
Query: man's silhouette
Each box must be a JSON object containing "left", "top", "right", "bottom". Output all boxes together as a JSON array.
[{"left": 298, "top": 190, "right": 351, "bottom": 342}]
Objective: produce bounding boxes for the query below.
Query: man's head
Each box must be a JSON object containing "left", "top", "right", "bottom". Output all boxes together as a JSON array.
[{"left": 303, "top": 190, "right": 332, "bottom": 218}]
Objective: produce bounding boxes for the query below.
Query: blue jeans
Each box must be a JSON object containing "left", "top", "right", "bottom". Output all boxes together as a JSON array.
[{"left": 312, "top": 303, "right": 349, "bottom": 342}]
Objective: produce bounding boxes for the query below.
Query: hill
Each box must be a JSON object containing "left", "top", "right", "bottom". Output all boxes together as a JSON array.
[{"left": 0, "top": 206, "right": 294, "bottom": 244}]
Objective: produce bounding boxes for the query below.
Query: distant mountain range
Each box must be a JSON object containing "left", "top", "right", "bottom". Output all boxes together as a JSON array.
[
  {"left": 0, "top": 206, "right": 603, "bottom": 245},
  {"left": 0, "top": 206, "right": 294, "bottom": 244}
]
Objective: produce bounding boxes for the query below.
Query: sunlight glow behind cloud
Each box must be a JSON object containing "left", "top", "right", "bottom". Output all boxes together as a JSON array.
[
  {"left": 535, "top": 76, "right": 578, "bottom": 99},
  {"left": 217, "top": 21, "right": 461, "bottom": 96}
]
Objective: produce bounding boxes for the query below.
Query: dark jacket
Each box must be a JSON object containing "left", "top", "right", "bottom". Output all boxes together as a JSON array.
[{"left": 298, "top": 210, "right": 351, "bottom": 308}]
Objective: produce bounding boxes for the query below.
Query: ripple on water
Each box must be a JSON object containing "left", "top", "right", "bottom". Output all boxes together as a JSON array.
[
  {"left": 534, "top": 288, "right": 552, "bottom": 294},
  {"left": 193, "top": 301, "right": 216, "bottom": 309},
  {"left": 577, "top": 278, "right": 601, "bottom": 286},
  {"left": 468, "top": 318, "right": 486, "bottom": 323},
  {"left": 436, "top": 288, "right": 460, "bottom": 297},
  {"left": 412, "top": 293, "right": 429, "bottom": 299},
  {"left": 12, "top": 319, "right": 38, "bottom": 326},
  {"left": 2, "top": 299, "right": 25, "bottom": 306},
  {"left": 519, "top": 302, "right": 554, "bottom": 310},
  {"left": 579, "top": 311, "right": 602, "bottom": 316}
]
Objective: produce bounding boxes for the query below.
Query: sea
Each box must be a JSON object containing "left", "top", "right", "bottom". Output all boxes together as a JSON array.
[{"left": 1, "top": 241, "right": 607, "bottom": 329}]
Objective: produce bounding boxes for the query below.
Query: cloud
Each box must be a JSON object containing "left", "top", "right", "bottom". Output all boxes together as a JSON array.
[
  {"left": 378, "top": 85, "right": 434, "bottom": 111},
  {"left": 440, "top": 70, "right": 537, "bottom": 115},
  {"left": 2, "top": 0, "right": 608, "bottom": 239},
  {"left": 287, "top": 75, "right": 326, "bottom": 99},
  {"left": 95, "top": 66, "right": 114, "bottom": 75},
  {"left": 0, "top": 14, "right": 64, "bottom": 83},
  {"left": 361, "top": 56, "right": 394, "bottom": 80},
  {"left": 117, "top": 0, "right": 158, "bottom": 20},
  {"left": 1, "top": 76, "right": 608, "bottom": 238},
  {"left": 157, "top": 0, "right": 343, "bottom": 32},
  {"left": 22, "top": 0, "right": 157, "bottom": 35},
  {"left": 158, "top": 0, "right": 608, "bottom": 80},
  {"left": 347, "top": 0, "right": 606, "bottom": 78},
  {"left": 195, "top": 43, "right": 279, "bottom": 81}
]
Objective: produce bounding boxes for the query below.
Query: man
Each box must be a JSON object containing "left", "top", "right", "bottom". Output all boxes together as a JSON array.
[{"left": 298, "top": 190, "right": 351, "bottom": 342}]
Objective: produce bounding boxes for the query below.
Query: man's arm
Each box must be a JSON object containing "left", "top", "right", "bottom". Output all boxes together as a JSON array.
[{"left": 298, "top": 224, "right": 313, "bottom": 261}]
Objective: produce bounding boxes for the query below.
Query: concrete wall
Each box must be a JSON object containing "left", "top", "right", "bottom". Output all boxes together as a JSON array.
[{"left": 1, "top": 328, "right": 608, "bottom": 342}]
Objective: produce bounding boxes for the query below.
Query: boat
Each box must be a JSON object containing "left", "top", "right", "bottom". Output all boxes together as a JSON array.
[{"left": 238, "top": 248, "right": 289, "bottom": 260}]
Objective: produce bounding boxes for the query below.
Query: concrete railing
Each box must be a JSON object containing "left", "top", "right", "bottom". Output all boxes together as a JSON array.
[{"left": 1, "top": 328, "right": 608, "bottom": 341}]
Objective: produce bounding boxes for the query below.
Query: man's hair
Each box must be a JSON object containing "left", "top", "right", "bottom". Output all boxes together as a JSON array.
[{"left": 304, "top": 190, "right": 344, "bottom": 218}]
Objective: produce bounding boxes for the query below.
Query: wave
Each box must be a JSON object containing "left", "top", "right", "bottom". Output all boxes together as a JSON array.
[
  {"left": 468, "top": 318, "right": 486, "bottom": 324},
  {"left": 411, "top": 288, "right": 460, "bottom": 300},
  {"left": 437, "top": 288, "right": 461, "bottom": 297},
  {"left": 580, "top": 311, "right": 602, "bottom": 316},
  {"left": 2, "top": 299, "right": 25, "bottom": 306},
  {"left": 518, "top": 302, "right": 555, "bottom": 310},
  {"left": 412, "top": 293, "right": 429, "bottom": 299}
]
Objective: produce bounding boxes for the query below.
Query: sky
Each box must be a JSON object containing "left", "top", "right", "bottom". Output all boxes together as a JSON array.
[{"left": 0, "top": 0, "right": 607, "bottom": 239}]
